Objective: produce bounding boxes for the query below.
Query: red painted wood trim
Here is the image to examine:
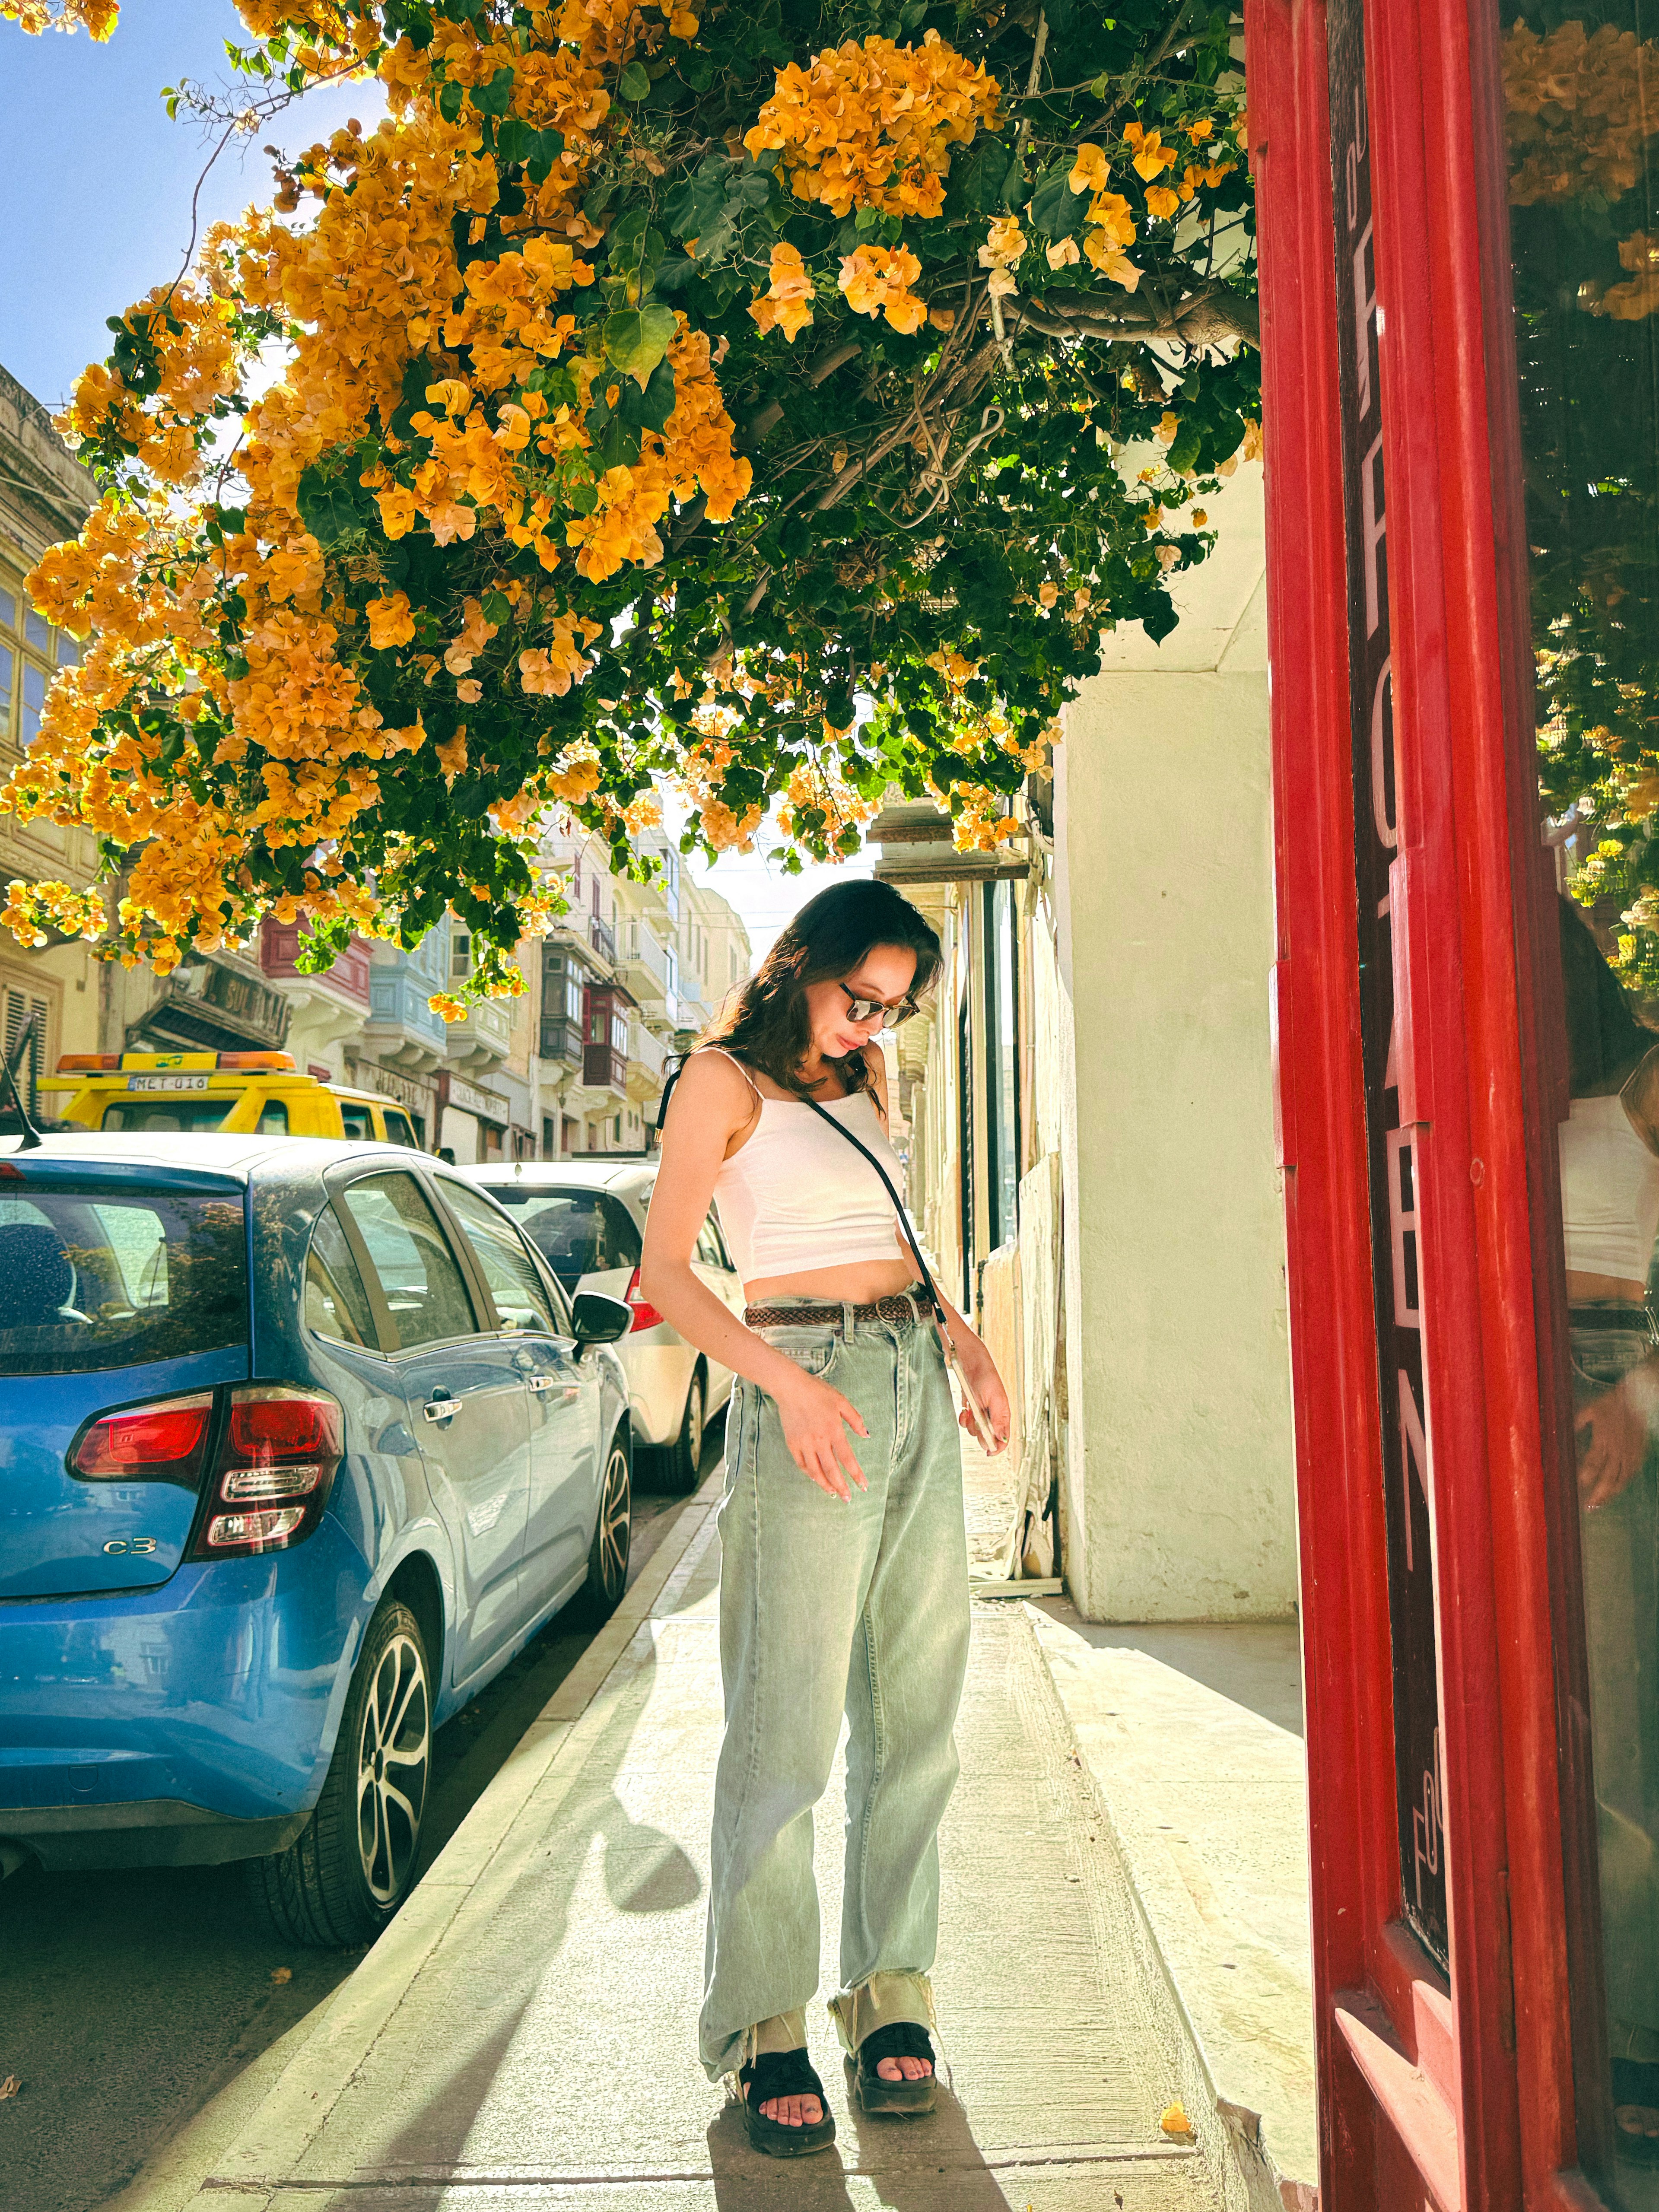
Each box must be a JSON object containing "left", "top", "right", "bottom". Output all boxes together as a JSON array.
[
  {"left": 1364, "top": 3, "right": 1594, "bottom": 2203},
  {"left": 1336, "top": 1988, "right": 1463, "bottom": 2212},
  {"left": 1246, "top": 4, "right": 1402, "bottom": 2203}
]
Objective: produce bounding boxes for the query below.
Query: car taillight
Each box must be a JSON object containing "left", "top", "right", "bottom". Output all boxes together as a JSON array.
[
  {"left": 623, "top": 1265, "right": 664, "bottom": 1332},
  {"left": 71, "top": 1392, "right": 215, "bottom": 1486},
  {"left": 190, "top": 1386, "right": 343, "bottom": 1559}
]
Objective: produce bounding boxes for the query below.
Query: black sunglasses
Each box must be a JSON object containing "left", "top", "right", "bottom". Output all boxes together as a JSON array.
[{"left": 839, "top": 982, "right": 920, "bottom": 1027}]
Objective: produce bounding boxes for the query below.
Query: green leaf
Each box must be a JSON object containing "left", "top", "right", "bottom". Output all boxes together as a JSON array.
[
  {"left": 471, "top": 65, "right": 516, "bottom": 118},
  {"left": 603, "top": 304, "right": 678, "bottom": 386},
  {"left": 437, "top": 78, "right": 463, "bottom": 122},
  {"left": 296, "top": 465, "right": 365, "bottom": 548},
  {"left": 617, "top": 60, "right": 651, "bottom": 101},
  {"left": 1029, "top": 166, "right": 1089, "bottom": 240}
]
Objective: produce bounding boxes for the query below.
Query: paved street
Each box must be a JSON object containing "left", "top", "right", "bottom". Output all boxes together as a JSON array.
[{"left": 0, "top": 1444, "right": 706, "bottom": 2212}]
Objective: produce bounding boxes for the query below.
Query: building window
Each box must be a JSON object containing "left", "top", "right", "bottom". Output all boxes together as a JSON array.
[
  {"left": 20, "top": 662, "right": 47, "bottom": 749},
  {"left": 0, "top": 644, "right": 13, "bottom": 742},
  {"left": 450, "top": 928, "right": 471, "bottom": 981},
  {"left": 614, "top": 1112, "right": 623, "bottom": 1142},
  {"left": 3, "top": 985, "right": 48, "bottom": 1116},
  {"left": 982, "top": 880, "right": 1020, "bottom": 1253},
  {"left": 0, "top": 586, "right": 15, "bottom": 630}
]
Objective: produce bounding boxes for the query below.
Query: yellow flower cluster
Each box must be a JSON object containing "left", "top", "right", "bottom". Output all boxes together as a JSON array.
[
  {"left": 950, "top": 787, "right": 1021, "bottom": 852},
  {"left": 839, "top": 243, "right": 928, "bottom": 333},
  {"left": 1504, "top": 21, "right": 1659, "bottom": 207},
  {"left": 1, "top": 878, "right": 107, "bottom": 950},
  {"left": 745, "top": 31, "right": 1001, "bottom": 220},
  {"left": 978, "top": 213, "right": 1025, "bottom": 299},
  {"left": 0, "top": 0, "right": 116, "bottom": 32},
  {"left": 749, "top": 242, "right": 817, "bottom": 341},
  {"left": 1591, "top": 229, "right": 1659, "bottom": 321}
]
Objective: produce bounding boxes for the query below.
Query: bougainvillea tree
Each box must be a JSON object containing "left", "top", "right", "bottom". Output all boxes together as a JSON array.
[{"left": 2, "top": 0, "right": 1256, "bottom": 1003}]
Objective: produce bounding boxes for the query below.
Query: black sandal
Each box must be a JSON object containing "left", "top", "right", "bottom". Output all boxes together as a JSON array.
[
  {"left": 737, "top": 2047, "right": 837, "bottom": 2157},
  {"left": 1612, "top": 2058, "right": 1659, "bottom": 2168},
  {"left": 850, "top": 2020, "right": 938, "bottom": 2116}
]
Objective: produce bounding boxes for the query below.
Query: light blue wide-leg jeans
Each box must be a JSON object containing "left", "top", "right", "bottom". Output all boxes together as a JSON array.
[{"left": 698, "top": 1299, "right": 971, "bottom": 2081}]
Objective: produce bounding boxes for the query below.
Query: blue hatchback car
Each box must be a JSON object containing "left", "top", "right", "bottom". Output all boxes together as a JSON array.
[{"left": 0, "top": 1134, "right": 633, "bottom": 1945}]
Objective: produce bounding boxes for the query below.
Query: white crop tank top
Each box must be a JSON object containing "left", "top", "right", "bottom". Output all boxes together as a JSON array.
[
  {"left": 1558, "top": 1089, "right": 1659, "bottom": 1286},
  {"left": 704, "top": 1049, "right": 910, "bottom": 1287}
]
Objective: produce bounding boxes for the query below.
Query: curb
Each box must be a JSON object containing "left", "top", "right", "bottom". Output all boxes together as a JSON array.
[{"left": 172, "top": 1471, "right": 723, "bottom": 2209}]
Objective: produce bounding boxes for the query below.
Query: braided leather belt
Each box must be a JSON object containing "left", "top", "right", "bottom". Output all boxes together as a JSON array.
[{"left": 746, "top": 1293, "right": 935, "bottom": 1334}]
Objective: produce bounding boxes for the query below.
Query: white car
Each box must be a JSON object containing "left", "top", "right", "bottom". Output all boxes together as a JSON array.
[{"left": 465, "top": 1158, "right": 743, "bottom": 1492}]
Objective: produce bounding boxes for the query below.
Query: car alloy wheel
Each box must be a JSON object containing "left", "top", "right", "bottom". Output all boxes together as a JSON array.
[
  {"left": 597, "top": 1440, "right": 631, "bottom": 1607},
  {"left": 354, "top": 1628, "right": 430, "bottom": 1907}
]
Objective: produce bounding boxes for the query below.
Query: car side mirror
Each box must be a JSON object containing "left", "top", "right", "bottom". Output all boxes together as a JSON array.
[{"left": 570, "top": 1291, "right": 631, "bottom": 1350}]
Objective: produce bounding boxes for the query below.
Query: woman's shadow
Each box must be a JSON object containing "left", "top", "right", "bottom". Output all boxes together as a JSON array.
[{"left": 707, "top": 2056, "right": 1015, "bottom": 2210}]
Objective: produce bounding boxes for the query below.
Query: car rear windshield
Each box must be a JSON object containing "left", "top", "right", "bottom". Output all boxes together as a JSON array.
[
  {"left": 0, "top": 1185, "right": 248, "bottom": 1376},
  {"left": 492, "top": 1189, "right": 642, "bottom": 1287},
  {"left": 99, "top": 1097, "right": 237, "bottom": 1133}
]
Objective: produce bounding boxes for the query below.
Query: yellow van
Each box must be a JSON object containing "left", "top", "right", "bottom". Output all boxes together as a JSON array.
[{"left": 39, "top": 1051, "right": 426, "bottom": 1147}]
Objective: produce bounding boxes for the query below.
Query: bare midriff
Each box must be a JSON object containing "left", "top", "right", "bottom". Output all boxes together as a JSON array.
[
  {"left": 1567, "top": 1268, "right": 1649, "bottom": 1306},
  {"left": 744, "top": 1252, "right": 922, "bottom": 1306}
]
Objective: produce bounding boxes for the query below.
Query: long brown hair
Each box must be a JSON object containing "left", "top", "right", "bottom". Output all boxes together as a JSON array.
[{"left": 700, "top": 879, "right": 942, "bottom": 1096}]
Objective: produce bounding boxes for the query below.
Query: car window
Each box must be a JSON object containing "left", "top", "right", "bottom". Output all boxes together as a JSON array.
[
  {"left": 256, "top": 1099, "right": 289, "bottom": 1134},
  {"left": 382, "top": 1108, "right": 417, "bottom": 1147},
  {"left": 339, "top": 1101, "right": 375, "bottom": 1141},
  {"left": 695, "top": 1212, "right": 726, "bottom": 1270},
  {"left": 0, "top": 1186, "right": 248, "bottom": 1376},
  {"left": 439, "top": 1180, "right": 560, "bottom": 1334},
  {"left": 338, "top": 1173, "right": 478, "bottom": 1350},
  {"left": 100, "top": 1097, "right": 233, "bottom": 1133},
  {"left": 304, "top": 1205, "right": 378, "bottom": 1348},
  {"left": 491, "top": 1187, "right": 642, "bottom": 1288}
]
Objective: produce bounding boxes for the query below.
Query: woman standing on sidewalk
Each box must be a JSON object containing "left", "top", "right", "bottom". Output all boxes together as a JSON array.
[{"left": 640, "top": 877, "right": 1010, "bottom": 2158}]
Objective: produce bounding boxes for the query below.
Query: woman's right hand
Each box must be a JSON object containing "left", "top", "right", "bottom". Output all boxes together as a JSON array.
[{"left": 774, "top": 1370, "right": 869, "bottom": 1500}]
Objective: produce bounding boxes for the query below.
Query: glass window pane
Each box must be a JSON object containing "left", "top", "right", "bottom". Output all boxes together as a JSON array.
[
  {"left": 382, "top": 1108, "right": 416, "bottom": 1147},
  {"left": 339, "top": 1173, "right": 477, "bottom": 1349},
  {"left": 438, "top": 1179, "right": 558, "bottom": 1333},
  {"left": 339, "top": 1101, "right": 373, "bottom": 1140},
  {"left": 255, "top": 1100, "right": 288, "bottom": 1134},
  {"left": 491, "top": 1187, "right": 641, "bottom": 1287},
  {"left": 20, "top": 663, "right": 45, "bottom": 747},
  {"left": 305, "top": 1205, "right": 376, "bottom": 1348},
  {"left": 0, "top": 589, "right": 14, "bottom": 631},
  {"left": 0, "top": 645, "right": 12, "bottom": 704},
  {"left": 100, "top": 1098, "right": 233, "bottom": 1133},
  {"left": 1505, "top": 10, "right": 1659, "bottom": 2187},
  {"left": 0, "top": 1187, "right": 247, "bottom": 1376},
  {"left": 23, "top": 610, "right": 48, "bottom": 655}
]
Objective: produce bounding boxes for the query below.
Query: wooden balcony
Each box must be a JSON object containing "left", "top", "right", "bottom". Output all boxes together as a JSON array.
[{"left": 583, "top": 1041, "right": 627, "bottom": 1092}]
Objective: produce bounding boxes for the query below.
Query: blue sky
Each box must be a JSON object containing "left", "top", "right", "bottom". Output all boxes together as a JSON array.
[{"left": 0, "top": 1, "right": 378, "bottom": 410}]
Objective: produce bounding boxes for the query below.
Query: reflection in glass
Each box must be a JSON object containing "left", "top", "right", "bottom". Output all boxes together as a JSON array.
[{"left": 1507, "top": 3, "right": 1659, "bottom": 2178}]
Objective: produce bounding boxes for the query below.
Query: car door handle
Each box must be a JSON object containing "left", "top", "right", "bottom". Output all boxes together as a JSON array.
[
  {"left": 526, "top": 1374, "right": 554, "bottom": 1393},
  {"left": 423, "top": 1391, "right": 461, "bottom": 1424}
]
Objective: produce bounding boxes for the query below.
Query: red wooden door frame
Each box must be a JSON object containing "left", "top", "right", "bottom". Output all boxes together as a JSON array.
[{"left": 1246, "top": 2, "right": 1602, "bottom": 2206}]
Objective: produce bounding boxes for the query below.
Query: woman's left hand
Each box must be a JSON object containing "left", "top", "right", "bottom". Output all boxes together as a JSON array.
[
  {"left": 1577, "top": 1375, "right": 1652, "bottom": 1510},
  {"left": 957, "top": 1340, "right": 1012, "bottom": 1456}
]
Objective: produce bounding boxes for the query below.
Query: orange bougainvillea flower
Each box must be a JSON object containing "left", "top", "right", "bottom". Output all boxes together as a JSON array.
[
  {"left": 746, "top": 31, "right": 1001, "bottom": 221},
  {"left": 838, "top": 244, "right": 928, "bottom": 333},
  {"left": 749, "top": 242, "right": 816, "bottom": 342}
]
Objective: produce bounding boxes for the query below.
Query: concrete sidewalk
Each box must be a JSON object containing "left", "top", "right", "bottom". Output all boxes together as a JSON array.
[{"left": 139, "top": 1453, "right": 1255, "bottom": 2212}]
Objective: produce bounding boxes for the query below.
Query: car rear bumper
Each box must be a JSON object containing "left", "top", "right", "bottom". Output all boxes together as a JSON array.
[
  {"left": 0, "top": 1513, "right": 370, "bottom": 1867},
  {"left": 619, "top": 1337, "right": 694, "bottom": 1445},
  {"left": 0, "top": 1799, "right": 310, "bottom": 1872}
]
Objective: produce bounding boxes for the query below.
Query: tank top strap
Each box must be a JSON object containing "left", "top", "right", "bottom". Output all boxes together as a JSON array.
[{"left": 698, "top": 1045, "right": 764, "bottom": 1103}]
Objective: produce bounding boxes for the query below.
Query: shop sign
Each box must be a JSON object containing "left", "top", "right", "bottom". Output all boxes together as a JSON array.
[
  {"left": 364, "top": 1064, "right": 431, "bottom": 1114},
  {"left": 447, "top": 1074, "right": 506, "bottom": 1123},
  {"left": 1329, "top": 0, "right": 1448, "bottom": 1969}
]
